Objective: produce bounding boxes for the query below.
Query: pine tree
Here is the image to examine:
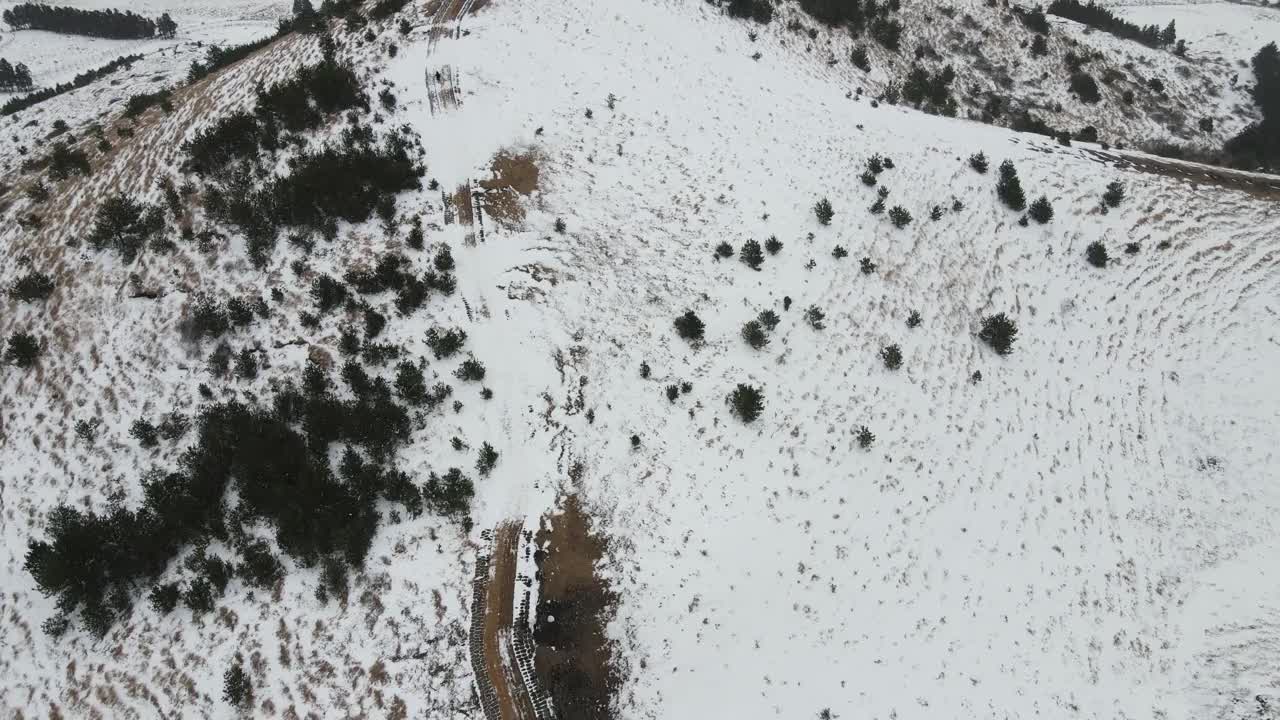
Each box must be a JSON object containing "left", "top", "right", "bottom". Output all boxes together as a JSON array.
[
  {"left": 856, "top": 425, "right": 875, "bottom": 449},
  {"left": 476, "top": 442, "right": 499, "bottom": 475},
  {"left": 740, "top": 239, "right": 765, "bottom": 270},
  {"left": 764, "top": 236, "right": 783, "bottom": 255},
  {"left": 1030, "top": 34, "right": 1048, "bottom": 57},
  {"left": 880, "top": 344, "right": 903, "bottom": 370},
  {"left": 1086, "top": 240, "right": 1109, "bottom": 268},
  {"left": 8, "top": 271, "right": 54, "bottom": 301},
  {"left": 741, "top": 320, "right": 769, "bottom": 349},
  {"left": 223, "top": 661, "right": 251, "bottom": 708},
  {"left": 157, "top": 13, "right": 177, "bottom": 38},
  {"left": 4, "top": 331, "right": 40, "bottom": 367},
  {"left": 1028, "top": 196, "right": 1054, "bottom": 223},
  {"left": 804, "top": 305, "right": 826, "bottom": 330},
  {"left": 1160, "top": 19, "right": 1176, "bottom": 46},
  {"left": 996, "top": 160, "right": 1026, "bottom": 211},
  {"left": 674, "top": 310, "right": 705, "bottom": 342},
  {"left": 968, "top": 152, "right": 989, "bottom": 173},
  {"left": 978, "top": 313, "right": 1018, "bottom": 355},
  {"left": 888, "top": 205, "right": 912, "bottom": 228},
  {"left": 814, "top": 197, "right": 834, "bottom": 225},
  {"left": 729, "top": 383, "right": 764, "bottom": 423},
  {"left": 1102, "top": 180, "right": 1125, "bottom": 207}
]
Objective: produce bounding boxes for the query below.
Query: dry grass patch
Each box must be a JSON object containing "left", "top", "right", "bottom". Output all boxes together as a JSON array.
[{"left": 479, "top": 149, "right": 540, "bottom": 228}]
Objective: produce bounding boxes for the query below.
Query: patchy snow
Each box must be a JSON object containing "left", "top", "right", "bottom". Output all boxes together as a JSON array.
[{"left": 2, "top": 0, "right": 1279, "bottom": 717}]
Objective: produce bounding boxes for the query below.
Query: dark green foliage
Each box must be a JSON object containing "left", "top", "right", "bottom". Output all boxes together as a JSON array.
[
  {"left": 888, "top": 205, "right": 912, "bottom": 228},
  {"left": 124, "top": 88, "right": 173, "bottom": 118},
  {"left": 130, "top": 419, "right": 159, "bottom": 448},
  {"left": 860, "top": 257, "right": 877, "bottom": 274},
  {"left": 426, "top": 326, "right": 467, "bottom": 359},
  {"left": 1047, "top": 0, "right": 1171, "bottom": 48},
  {"left": 861, "top": 170, "right": 877, "bottom": 186},
  {"left": 740, "top": 239, "right": 764, "bottom": 270},
  {"left": 310, "top": 274, "right": 348, "bottom": 314},
  {"left": 406, "top": 216, "right": 425, "bottom": 249},
  {"left": 148, "top": 582, "right": 180, "bottom": 614},
  {"left": 978, "top": 312, "right": 1018, "bottom": 355},
  {"left": 870, "top": 17, "right": 902, "bottom": 50},
  {"left": 48, "top": 141, "right": 90, "bottom": 180},
  {"left": 433, "top": 245, "right": 455, "bottom": 272},
  {"left": 880, "top": 343, "right": 902, "bottom": 370},
  {"left": 476, "top": 442, "right": 499, "bottom": 476},
  {"left": 1102, "top": 180, "right": 1125, "bottom": 207},
  {"left": 8, "top": 271, "right": 54, "bottom": 301},
  {"left": 996, "top": 160, "right": 1026, "bottom": 211},
  {"left": 851, "top": 45, "right": 870, "bottom": 71},
  {"left": 832, "top": 245, "right": 848, "bottom": 259},
  {"left": 223, "top": 661, "right": 251, "bottom": 708},
  {"left": 765, "top": 236, "right": 782, "bottom": 255},
  {"left": 674, "top": 310, "right": 705, "bottom": 342},
  {"left": 729, "top": 383, "right": 764, "bottom": 423},
  {"left": 639, "top": 361, "right": 651, "bottom": 379},
  {"left": 856, "top": 425, "right": 874, "bottom": 448},
  {"left": 804, "top": 305, "right": 825, "bottom": 330},
  {"left": 1028, "top": 196, "right": 1054, "bottom": 223},
  {"left": 1015, "top": 4, "right": 1050, "bottom": 34},
  {"left": 665, "top": 384, "right": 679, "bottom": 402},
  {"left": 1086, "top": 240, "right": 1109, "bottom": 267},
  {"left": 757, "top": 309, "right": 780, "bottom": 331},
  {"left": 454, "top": 356, "right": 486, "bottom": 382},
  {"left": 725, "top": 0, "right": 773, "bottom": 24},
  {"left": 237, "top": 540, "right": 282, "bottom": 588},
  {"left": 3, "top": 4, "right": 160, "bottom": 38},
  {"left": 714, "top": 241, "right": 735, "bottom": 259},
  {"left": 906, "top": 310, "right": 921, "bottom": 328},
  {"left": 183, "top": 578, "right": 215, "bottom": 614},
  {"left": 968, "top": 152, "right": 988, "bottom": 173},
  {"left": 900, "top": 64, "right": 957, "bottom": 113},
  {"left": 1030, "top": 34, "right": 1048, "bottom": 57},
  {"left": 742, "top": 320, "right": 768, "bottom": 349},
  {"left": 87, "top": 193, "right": 163, "bottom": 262},
  {"left": 630, "top": 434, "right": 641, "bottom": 447},
  {"left": 1069, "top": 72, "right": 1101, "bottom": 103},
  {"left": 554, "top": 217, "right": 566, "bottom": 234},
  {"left": 235, "top": 349, "right": 258, "bottom": 380},
  {"left": 185, "top": 294, "right": 230, "bottom": 342},
  {"left": 814, "top": 197, "right": 834, "bottom": 225},
  {"left": 424, "top": 467, "right": 473, "bottom": 517},
  {"left": 4, "top": 331, "right": 40, "bottom": 367},
  {"left": 395, "top": 361, "right": 427, "bottom": 404}
]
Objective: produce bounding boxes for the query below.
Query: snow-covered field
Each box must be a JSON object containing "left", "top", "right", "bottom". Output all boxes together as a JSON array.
[
  {"left": 0, "top": 0, "right": 287, "bottom": 87},
  {"left": 1115, "top": 1, "right": 1280, "bottom": 67},
  {"left": 2, "top": 0, "right": 1279, "bottom": 717}
]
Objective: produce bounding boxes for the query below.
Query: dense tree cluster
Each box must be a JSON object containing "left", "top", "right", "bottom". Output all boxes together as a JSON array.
[
  {"left": 2, "top": 4, "right": 172, "bottom": 39},
  {"left": 900, "top": 64, "right": 957, "bottom": 115},
  {"left": 0, "top": 58, "right": 33, "bottom": 91},
  {"left": 1047, "top": 0, "right": 1176, "bottom": 49},
  {"left": 24, "top": 348, "right": 479, "bottom": 636},
  {"left": 725, "top": 0, "right": 773, "bottom": 24},
  {"left": 2, "top": 54, "right": 141, "bottom": 116}
]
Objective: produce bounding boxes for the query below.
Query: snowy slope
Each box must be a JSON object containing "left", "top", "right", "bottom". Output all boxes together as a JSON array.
[
  {"left": 1116, "top": 1, "right": 1280, "bottom": 67},
  {"left": 1, "top": 0, "right": 1279, "bottom": 718}
]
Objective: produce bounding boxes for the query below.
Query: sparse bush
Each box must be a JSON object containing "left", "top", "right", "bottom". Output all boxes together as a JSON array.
[
  {"left": 1028, "top": 196, "right": 1054, "bottom": 223},
  {"left": 888, "top": 205, "right": 912, "bottom": 228},
  {"left": 880, "top": 343, "right": 903, "bottom": 370},
  {"left": 729, "top": 383, "right": 764, "bottom": 423},
  {"left": 906, "top": 310, "right": 921, "bottom": 328},
  {"left": 804, "top": 305, "right": 826, "bottom": 330},
  {"left": 674, "top": 310, "right": 706, "bottom": 343},
  {"left": 978, "top": 312, "right": 1018, "bottom": 355},
  {"left": 758, "top": 309, "right": 780, "bottom": 331},
  {"left": 1086, "top": 240, "right": 1109, "bottom": 267},
  {"left": 639, "top": 361, "right": 651, "bottom": 378},
  {"left": 554, "top": 217, "right": 566, "bottom": 234},
  {"left": 860, "top": 257, "right": 877, "bottom": 274},
  {"left": 426, "top": 326, "right": 467, "bottom": 359},
  {"left": 455, "top": 356, "right": 486, "bottom": 381},
  {"left": 856, "top": 425, "right": 874, "bottom": 448},
  {"left": 764, "top": 236, "right": 782, "bottom": 255},
  {"left": 851, "top": 46, "right": 870, "bottom": 71},
  {"left": 1102, "top": 180, "right": 1125, "bottom": 207},
  {"left": 714, "top": 241, "right": 735, "bottom": 259},
  {"left": 968, "top": 152, "right": 988, "bottom": 173},
  {"left": 814, "top": 197, "right": 834, "bottom": 226},
  {"left": 665, "top": 384, "right": 679, "bottom": 402},
  {"left": 832, "top": 245, "right": 848, "bottom": 259}
]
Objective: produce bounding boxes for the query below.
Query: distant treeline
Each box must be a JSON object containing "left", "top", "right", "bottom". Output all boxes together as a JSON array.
[
  {"left": 0, "top": 58, "right": 34, "bottom": 92},
  {"left": 2, "top": 3, "right": 176, "bottom": 39},
  {"left": 1, "top": 54, "right": 141, "bottom": 116},
  {"left": 1047, "top": 0, "right": 1177, "bottom": 49}
]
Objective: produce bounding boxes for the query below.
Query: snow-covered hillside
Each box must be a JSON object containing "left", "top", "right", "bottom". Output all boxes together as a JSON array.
[{"left": 2, "top": 0, "right": 1279, "bottom": 718}]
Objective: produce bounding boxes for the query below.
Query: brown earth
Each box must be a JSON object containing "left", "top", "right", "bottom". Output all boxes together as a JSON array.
[
  {"left": 532, "top": 495, "right": 617, "bottom": 720},
  {"left": 479, "top": 150, "right": 540, "bottom": 228},
  {"left": 479, "top": 522, "right": 539, "bottom": 720}
]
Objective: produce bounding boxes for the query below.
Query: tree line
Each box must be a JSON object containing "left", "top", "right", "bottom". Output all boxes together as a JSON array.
[
  {"left": 2, "top": 4, "right": 176, "bottom": 39},
  {"left": 1047, "top": 0, "right": 1178, "bottom": 50},
  {"left": 1225, "top": 42, "right": 1280, "bottom": 172},
  {"left": 1, "top": 53, "right": 140, "bottom": 116}
]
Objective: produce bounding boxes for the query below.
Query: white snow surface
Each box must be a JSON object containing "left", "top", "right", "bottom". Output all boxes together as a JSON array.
[
  {"left": 1115, "top": 1, "right": 1280, "bottom": 67},
  {"left": 1, "top": 0, "right": 1279, "bottom": 718}
]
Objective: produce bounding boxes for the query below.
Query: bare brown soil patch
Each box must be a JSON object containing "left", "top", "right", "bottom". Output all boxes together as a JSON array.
[
  {"left": 479, "top": 150, "right": 540, "bottom": 228},
  {"left": 478, "top": 522, "right": 539, "bottom": 720},
  {"left": 533, "top": 495, "right": 617, "bottom": 720},
  {"left": 1081, "top": 147, "right": 1280, "bottom": 201},
  {"left": 452, "top": 182, "right": 474, "bottom": 226}
]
